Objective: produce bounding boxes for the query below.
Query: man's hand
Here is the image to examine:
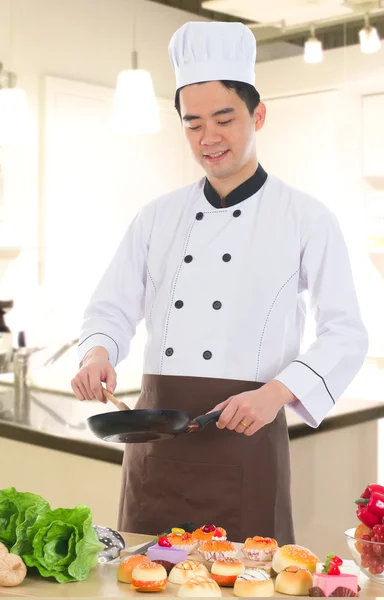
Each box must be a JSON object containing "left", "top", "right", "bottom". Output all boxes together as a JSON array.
[
  {"left": 210, "top": 381, "right": 296, "bottom": 436},
  {"left": 71, "top": 347, "right": 117, "bottom": 403}
]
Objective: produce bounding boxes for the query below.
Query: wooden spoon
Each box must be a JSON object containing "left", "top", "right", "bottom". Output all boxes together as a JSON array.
[{"left": 102, "top": 388, "right": 130, "bottom": 411}]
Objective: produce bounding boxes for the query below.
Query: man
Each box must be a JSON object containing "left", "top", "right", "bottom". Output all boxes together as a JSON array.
[{"left": 72, "top": 22, "right": 368, "bottom": 544}]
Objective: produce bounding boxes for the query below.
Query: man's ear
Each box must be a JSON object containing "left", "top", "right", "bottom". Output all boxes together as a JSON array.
[{"left": 255, "top": 102, "right": 266, "bottom": 132}]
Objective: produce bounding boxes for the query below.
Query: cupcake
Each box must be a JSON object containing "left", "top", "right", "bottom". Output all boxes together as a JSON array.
[
  {"left": 167, "top": 531, "right": 198, "bottom": 555},
  {"left": 198, "top": 540, "right": 237, "bottom": 562},
  {"left": 192, "top": 525, "right": 227, "bottom": 546},
  {"left": 241, "top": 536, "right": 278, "bottom": 562}
]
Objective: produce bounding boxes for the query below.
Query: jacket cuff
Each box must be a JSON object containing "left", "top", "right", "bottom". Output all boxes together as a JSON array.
[
  {"left": 78, "top": 333, "right": 119, "bottom": 367},
  {"left": 274, "top": 361, "right": 335, "bottom": 428}
]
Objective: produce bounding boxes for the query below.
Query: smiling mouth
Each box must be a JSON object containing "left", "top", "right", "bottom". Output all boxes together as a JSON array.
[{"left": 203, "top": 150, "right": 230, "bottom": 162}]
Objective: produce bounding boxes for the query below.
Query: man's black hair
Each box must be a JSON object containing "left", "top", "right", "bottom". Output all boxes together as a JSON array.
[{"left": 174, "top": 81, "right": 261, "bottom": 118}]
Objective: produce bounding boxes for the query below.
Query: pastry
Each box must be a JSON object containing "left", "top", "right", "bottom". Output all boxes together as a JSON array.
[
  {"left": 167, "top": 531, "right": 198, "bottom": 554},
  {"left": 177, "top": 575, "right": 222, "bottom": 597},
  {"left": 234, "top": 568, "right": 274, "bottom": 597},
  {"left": 309, "top": 554, "right": 359, "bottom": 597},
  {"left": 272, "top": 544, "right": 320, "bottom": 574},
  {"left": 147, "top": 538, "right": 188, "bottom": 574},
  {"left": 192, "top": 525, "right": 227, "bottom": 545},
  {"left": 275, "top": 566, "right": 313, "bottom": 596},
  {"left": 131, "top": 562, "right": 167, "bottom": 592},
  {"left": 241, "top": 536, "right": 278, "bottom": 561},
  {"left": 117, "top": 554, "right": 151, "bottom": 583},
  {"left": 198, "top": 540, "right": 237, "bottom": 562},
  {"left": 211, "top": 558, "right": 246, "bottom": 587},
  {"left": 168, "top": 560, "right": 209, "bottom": 584}
]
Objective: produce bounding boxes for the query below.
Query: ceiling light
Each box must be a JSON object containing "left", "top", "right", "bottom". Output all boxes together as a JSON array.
[
  {"left": 111, "top": 0, "right": 160, "bottom": 136},
  {"left": 112, "top": 51, "right": 160, "bottom": 135},
  {"left": 359, "top": 14, "right": 381, "bottom": 54},
  {"left": 304, "top": 27, "right": 324, "bottom": 64}
]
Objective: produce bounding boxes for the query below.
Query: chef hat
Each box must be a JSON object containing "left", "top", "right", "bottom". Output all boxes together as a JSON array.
[{"left": 168, "top": 21, "right": 256, "bottom": 91}]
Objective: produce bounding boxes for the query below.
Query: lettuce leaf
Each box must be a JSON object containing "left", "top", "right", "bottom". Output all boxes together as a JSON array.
[
  {"left": 0, "top": 487, "right": 50, "bottom": 551},
  {"left": 23, "top": 505, "right": 104, "bottom": 583}
]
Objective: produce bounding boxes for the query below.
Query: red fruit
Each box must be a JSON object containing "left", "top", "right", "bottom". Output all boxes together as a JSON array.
[
  {"left": 158, "top": 536, "right": 172, "bottom": 547},
  {"left": 361, "top": 533, "right": 372, "bottom": 541},
  {"left": 202, "top": 524, "right": 216, "bottom": 533},
  {"left": 213, "top": 528, "right": 223, "bottom": 538},
  {"left": 328, "top": 565, "right": 340, "bottom": 576},
  {"left": 181, "top": 533, "right": 191, "bottom": 541},
  {"left": 330, "top": 556, "right": 343, "bottom": 566}
]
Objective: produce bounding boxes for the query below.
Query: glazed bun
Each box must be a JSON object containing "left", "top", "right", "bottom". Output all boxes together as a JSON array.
[
  {"left": 275, "top": 566, "right": 313, "bottom": 596},
  {"left": 169, "top": 560, "right": 209, "bottom": 584},
  {"left": 177, "top": 575, "right": 222, "bottom": 597},
  {"left": 117, "top": 554, "right": 151, "bottom": 583},
  {"left": 234, "top": 568, "right": 274, "bottom": 598},
  {"left": 272, "top": 544, "right": 320, "bottom": 575}
]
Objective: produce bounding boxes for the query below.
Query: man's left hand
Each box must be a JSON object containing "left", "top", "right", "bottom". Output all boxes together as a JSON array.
[{"left": 209, "top": 381, "right": 297, "bottom": 436}]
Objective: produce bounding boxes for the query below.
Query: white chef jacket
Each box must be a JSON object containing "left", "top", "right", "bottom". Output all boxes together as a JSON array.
[{"left": 78, "top": 165, "right": 368, "bottom": 428}]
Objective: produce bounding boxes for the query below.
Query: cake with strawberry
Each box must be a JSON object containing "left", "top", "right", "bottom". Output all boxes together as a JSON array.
[
  {"left": 167, "top": 528, "right": 198, "bottom": 554},
  {"left": 192, "top": 524, "right": 227, "bottom": 545},
  {"left": 309, "top": 554, "right": 359, "bottom": 597}
]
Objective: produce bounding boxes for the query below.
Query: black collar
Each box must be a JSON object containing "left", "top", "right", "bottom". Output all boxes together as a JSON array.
[{"left": 204, "top": 164, "right": 268, "bottom": 209}]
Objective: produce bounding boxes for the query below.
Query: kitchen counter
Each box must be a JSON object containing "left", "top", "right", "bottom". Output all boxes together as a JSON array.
[
  {"left": 0, "top": 362, "right": 383, "bottom": 464},
  {"left": 0, "top": 532, "right": 382, "bottom": 598}
]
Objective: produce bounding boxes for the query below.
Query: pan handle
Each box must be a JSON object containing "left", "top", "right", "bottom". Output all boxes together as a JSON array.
[{"left": 192, "top": 410, "right": 223, "bottom": 432}]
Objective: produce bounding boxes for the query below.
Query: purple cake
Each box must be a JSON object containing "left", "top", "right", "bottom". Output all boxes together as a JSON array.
[{"left": 147, "top": 544, "right": 188, "bottom": 574}]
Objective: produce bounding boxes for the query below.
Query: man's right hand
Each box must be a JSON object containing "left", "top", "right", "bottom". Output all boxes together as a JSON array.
[{"left": 71, "top": 346, "right": 117, "bottom": 403}]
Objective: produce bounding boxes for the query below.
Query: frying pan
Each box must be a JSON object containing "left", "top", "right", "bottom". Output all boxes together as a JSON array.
[{"left": 87, "top": 403, "right": 224, "bottom": 443}]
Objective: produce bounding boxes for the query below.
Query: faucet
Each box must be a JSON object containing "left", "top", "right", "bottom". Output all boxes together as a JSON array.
[{"left": 1, "top": 334, "right": 85, "bottom": 429}]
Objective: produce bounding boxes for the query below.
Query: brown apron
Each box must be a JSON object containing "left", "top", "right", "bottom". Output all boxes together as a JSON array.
[{"left": 117, "top": 374, "right": 295, "bottom": 545}]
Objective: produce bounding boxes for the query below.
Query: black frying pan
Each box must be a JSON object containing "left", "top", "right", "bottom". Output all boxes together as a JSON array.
[{"left": 87, "top": 408, "right": 224, "bottom": 443}]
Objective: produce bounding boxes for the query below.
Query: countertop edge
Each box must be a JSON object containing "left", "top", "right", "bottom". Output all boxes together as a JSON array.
[{"left": 1, "top": 403, "right": 384, "bottom": 464}]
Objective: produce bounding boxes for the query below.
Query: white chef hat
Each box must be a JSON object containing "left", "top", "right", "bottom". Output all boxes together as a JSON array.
[{"left": 168, "top": 21, "right": 256, "bottom": 91}]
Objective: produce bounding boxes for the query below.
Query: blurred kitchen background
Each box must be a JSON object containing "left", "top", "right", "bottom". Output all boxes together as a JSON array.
[{"left": 0, "top": 0, "right": 384, "bottom": 556}]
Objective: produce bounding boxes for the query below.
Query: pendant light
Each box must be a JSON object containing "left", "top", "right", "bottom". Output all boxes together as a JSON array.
[
  {"left": 111, "top": 0, "right": 160, "bottom": 135},
  {"left": 359, "top": 13, "right": 381, "bottom": 54},
  {"left": 304, "top": 27, "right": 324, "bottom": 64}
]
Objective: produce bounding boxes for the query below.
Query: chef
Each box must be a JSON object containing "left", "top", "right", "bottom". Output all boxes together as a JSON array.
[{"left": 72, "top": 21, "right": 368, "bottom": 544}]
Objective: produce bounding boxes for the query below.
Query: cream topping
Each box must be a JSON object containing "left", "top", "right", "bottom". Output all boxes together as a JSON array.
[{"left": 237, "top": 568, "right": 270, "bottom": 581}]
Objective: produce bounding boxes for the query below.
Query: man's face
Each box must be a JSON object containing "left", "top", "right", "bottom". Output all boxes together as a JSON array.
[{"left": 179, "top": 81, "right": 265, "bottom": 180}]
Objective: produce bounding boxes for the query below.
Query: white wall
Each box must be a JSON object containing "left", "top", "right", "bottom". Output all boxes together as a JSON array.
[
  {"left": 1, "top": 0, "right": 384, "bottom": 365},
  {"left": 0, "top": 0, "right": 206, "bottom": 348}
]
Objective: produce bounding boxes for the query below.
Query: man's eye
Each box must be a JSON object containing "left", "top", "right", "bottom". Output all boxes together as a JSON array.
[
  {"left": 219, "top": 119, "right": 233, "bottom": 125},
  {"left": 189, "top": 125, "right": 201, "bottom": 131}
]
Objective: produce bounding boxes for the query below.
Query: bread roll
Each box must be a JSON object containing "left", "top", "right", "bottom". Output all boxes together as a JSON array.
[
  {"left": 211, "top": 559, "right": 245, "bottom": 587},
  {"left": 272, "top": 544, "right": 320, "bottom": 575},
  {"left": 234, "top": 568, "right": 274, "bottom": 597},
  {"left": 177, "top": 575, "right": 222, "bottom": 597},
  {"left": 117, "top": 555, "right": 151, "bottom": 583},
  {"left": 275, "top": 566, "right": 313, "bottom": 596},
  {"left": 169, "top": 560, "right": 209, "bottom": 584},
  {"left": 131, "top": 562, "right": 167, "bottom": 592}
]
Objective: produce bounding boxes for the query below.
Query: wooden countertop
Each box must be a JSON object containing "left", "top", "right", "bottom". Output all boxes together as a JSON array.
[{"left": 0, "top": 532, "right": 383, "bottom": 598}]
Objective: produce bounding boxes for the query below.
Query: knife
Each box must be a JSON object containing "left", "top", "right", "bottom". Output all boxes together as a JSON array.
[{"left": 123, "top": 521, "right": 195, "bottom": 557}]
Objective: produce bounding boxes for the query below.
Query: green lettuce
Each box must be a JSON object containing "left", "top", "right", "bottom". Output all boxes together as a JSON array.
[
  {"left": 0, "top": 487, "right": 50, "bottom": 551},
  {"left": 23, "top": 505, "right": 104, "bottom": 583}
]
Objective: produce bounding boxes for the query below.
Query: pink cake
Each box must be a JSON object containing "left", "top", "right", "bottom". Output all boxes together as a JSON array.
[{"left": 310, "top": 573, "right": 359, "bottom": 597}]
